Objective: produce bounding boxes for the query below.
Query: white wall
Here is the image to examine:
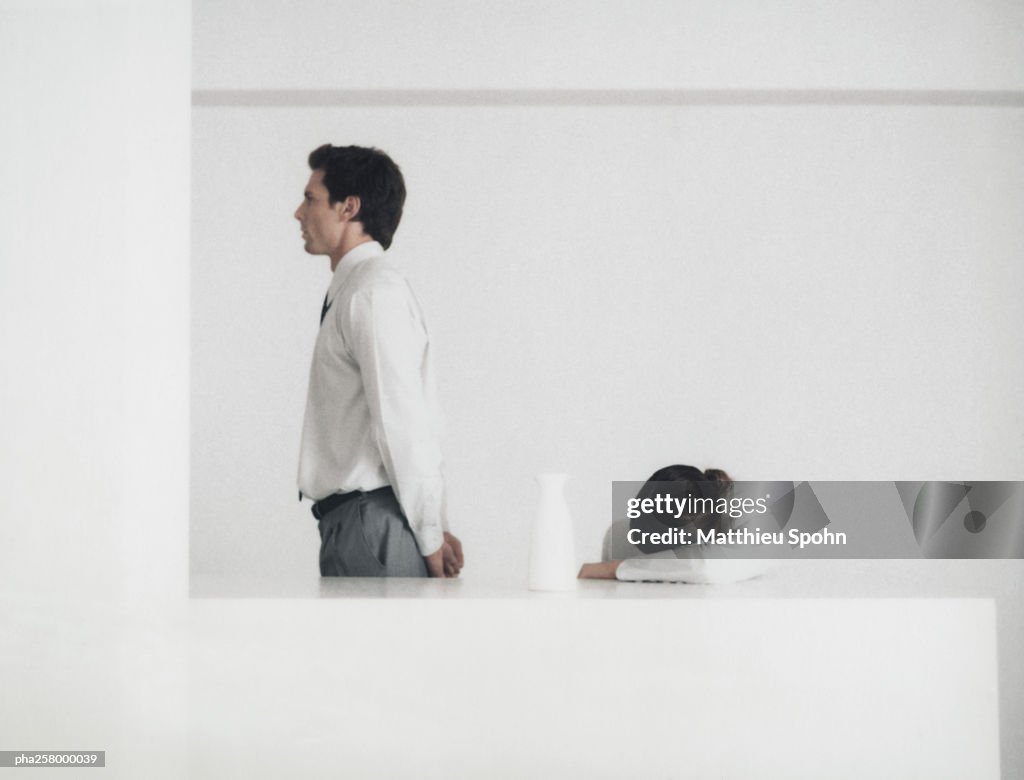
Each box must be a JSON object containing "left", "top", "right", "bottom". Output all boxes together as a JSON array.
[
  {"left": 193, "top": 0, "right": 1024, "bottom": 91},
  {"left": 191, "top": 10, "right": 1024, "bottom": 584},
  {"left": 1, "top": 2, "right": 191, "bottom": 777},
  {"left": 1, "top": 0, "right": 190, "bottom": 604}
]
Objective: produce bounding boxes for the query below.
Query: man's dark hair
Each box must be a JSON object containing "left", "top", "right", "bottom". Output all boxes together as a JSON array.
[{"left": 308, "top": 144, "right": 406, "bottom": 250}]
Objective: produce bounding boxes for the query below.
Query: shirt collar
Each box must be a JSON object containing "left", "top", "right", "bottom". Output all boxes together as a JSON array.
[{"left": 326, "top": 240, "right": 385, "bottom": 301}]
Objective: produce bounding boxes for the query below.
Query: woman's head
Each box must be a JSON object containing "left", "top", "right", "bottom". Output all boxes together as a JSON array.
[
  {"left": 643, "top": 464, "right": 732, "bottom": 492},
  {"left": 629, "top": 464, "right": 733, "bottom": 553}
]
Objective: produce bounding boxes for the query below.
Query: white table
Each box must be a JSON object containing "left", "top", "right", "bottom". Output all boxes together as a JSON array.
[{"left": 184, "top": 562, "right": 1001, "bottom": 779}]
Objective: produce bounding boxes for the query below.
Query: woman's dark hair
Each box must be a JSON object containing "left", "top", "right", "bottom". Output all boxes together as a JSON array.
[
  {"left": 642, "top": 464, "right": 732, "bottom": 494},
  {"left": 307, "top": 144, "right": 406, "bottom": 250},
  {"left": 629, "top": 464, "right": 734, "bottom": 553}
]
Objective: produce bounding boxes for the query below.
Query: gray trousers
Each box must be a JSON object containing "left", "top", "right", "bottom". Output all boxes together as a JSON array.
[{"left": 316, "top": 487, "right": 429, "bottom": 577}]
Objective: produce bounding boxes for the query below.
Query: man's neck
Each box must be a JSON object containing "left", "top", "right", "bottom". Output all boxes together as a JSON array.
[{"left": 330, "top": 236, "right": 374, "bottom": 273}]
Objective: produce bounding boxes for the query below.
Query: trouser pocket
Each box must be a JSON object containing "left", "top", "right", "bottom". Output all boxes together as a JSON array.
[{"left": 318, "top": 500, "right": 385, "bottom": 577}]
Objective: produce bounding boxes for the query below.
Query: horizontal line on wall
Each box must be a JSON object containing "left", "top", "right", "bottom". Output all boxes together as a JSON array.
[{"left": 192, "top": 89, "right": 1024, "bottom": 108}]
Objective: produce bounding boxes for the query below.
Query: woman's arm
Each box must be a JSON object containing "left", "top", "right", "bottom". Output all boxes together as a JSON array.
[{"left": 577, "top": 561, "right": 622, "bottom": 579}]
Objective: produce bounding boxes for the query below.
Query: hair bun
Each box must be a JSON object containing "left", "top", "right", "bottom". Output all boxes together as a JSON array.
[{"left": 702, "top": 468, "right": 733, "bottom": 497}]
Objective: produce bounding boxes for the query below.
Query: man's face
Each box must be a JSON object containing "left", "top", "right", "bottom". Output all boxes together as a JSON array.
[{"left": 294, "top": 169, "right": 343, "bottom": 256}]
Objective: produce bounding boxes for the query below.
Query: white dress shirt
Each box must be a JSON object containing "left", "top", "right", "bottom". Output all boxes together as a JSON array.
[{"left": 298, "top": 241, "right": 447, "bottom": 556}]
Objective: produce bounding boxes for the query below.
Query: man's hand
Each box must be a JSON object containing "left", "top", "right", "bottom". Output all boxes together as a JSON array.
[
  {"left": 424, "top": 532, "right": 465, "bottom": 578},
  {"left": 442, "top": 532, "right": 464, "bottom": 577}
]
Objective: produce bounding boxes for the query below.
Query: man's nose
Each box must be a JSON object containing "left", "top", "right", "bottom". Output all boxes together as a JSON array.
[{"left": 294, "top": 205, "right": 302, "bottom": 220}]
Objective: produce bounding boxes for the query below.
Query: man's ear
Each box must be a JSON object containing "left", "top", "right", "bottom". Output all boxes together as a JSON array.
[{"left": 335, "top": 195, "right": 361, "bottom": 222}]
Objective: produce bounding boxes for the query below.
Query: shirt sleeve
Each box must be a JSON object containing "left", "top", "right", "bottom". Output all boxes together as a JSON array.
[
  {"left": 347, "top": 280, "right": 447, "bottom": 556},
  {"left": 616, "top": 557, "right": 773, "bottom": 584}
]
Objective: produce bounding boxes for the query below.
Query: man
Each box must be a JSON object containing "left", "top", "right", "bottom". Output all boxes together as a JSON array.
[{"left": 295, "top": 144, "right": 463, "bottom": 578}]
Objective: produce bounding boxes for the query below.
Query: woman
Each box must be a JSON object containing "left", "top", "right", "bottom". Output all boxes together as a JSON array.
[{"left": 578, "top": 464, "right": 773, "bottom": 583}]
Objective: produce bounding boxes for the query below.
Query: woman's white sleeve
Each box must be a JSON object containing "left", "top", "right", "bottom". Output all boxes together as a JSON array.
[{"left": 616, "top": 557, "right": 772, "bottom": 584}]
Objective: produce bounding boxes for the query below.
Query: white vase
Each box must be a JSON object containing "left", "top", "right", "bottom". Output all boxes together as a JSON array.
[{"left": 529, "top": 473, "right": 577, "bottom": 591}]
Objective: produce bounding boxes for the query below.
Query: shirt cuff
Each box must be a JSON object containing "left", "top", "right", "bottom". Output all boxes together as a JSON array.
[{"left": 413, "top": 525, "right": 445, "bottom": 558}]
